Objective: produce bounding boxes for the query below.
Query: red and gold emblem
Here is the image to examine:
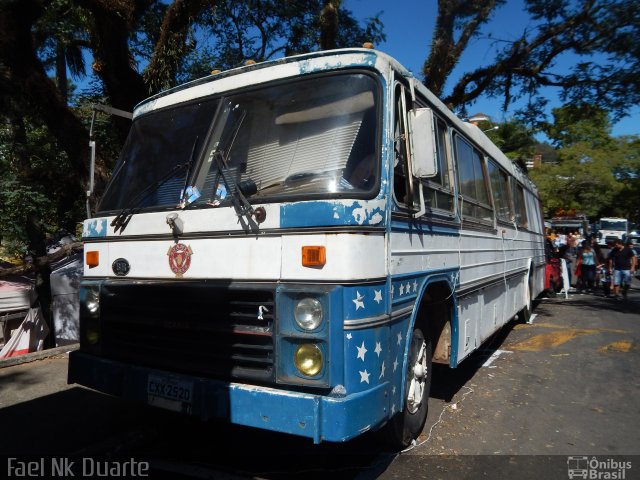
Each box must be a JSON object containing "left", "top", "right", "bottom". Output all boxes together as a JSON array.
[{"left": 167, "top": 243, "right": 193, "bottom": 277}]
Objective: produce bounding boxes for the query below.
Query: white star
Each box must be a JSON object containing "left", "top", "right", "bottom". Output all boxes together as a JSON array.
[
  {"left": 374, "top": 342, "right": 382, "bottom": 357},
  {"left": 392, "top": 386, "right": 396, "bottom": 396},
  {"left": 393, "top": 356, "right": 399, "bottom": 372},
  {"left": 391, "top": 285, "right": 395, "bottom": 298},
  {"left": 379, "top": 361, "right": 386, "bottom": 378},
  {"left": 413, "top": 280, "right": 418, "bottom": 292},
  {"left": 359, "top": 369, "right": 370, "bottom": 384},
  {"left": 346, "top": 333, "right": 352, "bottom": 340},
  {"left": 399, "top": 283, "right": 405, "bottom": 295},
  {"left": 391, "top": 403, "right": 396, "bottom": 414},
  {"left": 356, "top": 341, "right": 367, "bottom": 361},
  {"left": 406, "top": 282, "right": 411, "bottom": 293},
  {"left": 373, "top": 289, "right": 383, "bottom": 304},
  {"left": 352, "top": 291, "right": 365, "bottom": 310},
  {"left": 397, "top": 332, "right": 402, "bottom": 345}
]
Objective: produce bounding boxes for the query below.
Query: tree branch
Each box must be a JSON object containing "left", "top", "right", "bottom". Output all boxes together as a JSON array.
[{"left": 144, "top": 0, "right": 213, "bottom": 92}]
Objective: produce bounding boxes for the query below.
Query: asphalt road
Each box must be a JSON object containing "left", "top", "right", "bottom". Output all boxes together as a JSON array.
[{"left": 1, "top": 278, "right": 639, "bottom": 480}]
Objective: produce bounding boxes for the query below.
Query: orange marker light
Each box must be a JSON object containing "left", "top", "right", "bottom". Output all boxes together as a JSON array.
[
  {"left": 86, "top": 251, "right": 99, "bottom": 268},
  {"left": 302, "top": 246, "right": 326, "bottom": 267}
]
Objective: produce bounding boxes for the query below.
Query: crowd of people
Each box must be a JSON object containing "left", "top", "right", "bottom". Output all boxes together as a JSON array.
[{"left": 546, "top": 230, "right": 637, "bottom": 300}]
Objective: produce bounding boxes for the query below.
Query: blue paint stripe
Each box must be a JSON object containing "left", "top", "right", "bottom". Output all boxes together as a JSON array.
[{"left": 280, "top": 201, "right": 385, "bottom": 228}]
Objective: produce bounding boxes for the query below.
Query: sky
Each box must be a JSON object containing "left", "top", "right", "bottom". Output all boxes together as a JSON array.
[{"left": 345, "top": 0, "right": 639, "bottom": 138}]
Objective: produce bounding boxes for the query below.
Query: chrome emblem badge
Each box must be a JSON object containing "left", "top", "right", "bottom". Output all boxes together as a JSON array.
[{"left": 167, "top": 243, "right": 193, "bottom": 278}]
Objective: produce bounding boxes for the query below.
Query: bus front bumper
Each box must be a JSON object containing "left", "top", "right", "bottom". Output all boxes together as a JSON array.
[{"left": 68, "top": 351, "right": 388, "bottom": 443}]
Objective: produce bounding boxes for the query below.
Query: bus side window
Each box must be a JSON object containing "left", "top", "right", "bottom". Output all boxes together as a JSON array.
[
  {"left": 454, "top": 135, "right": 493, "bottom": 224},
  {"left": 511, "top": 181, "right": 529, "bottom": 228},
  {"left": 392, "top": 85, "right": 415, "bottom": 208},
  {"left": 422, "top": 117, "right": 454, "bottom": 212},
  {"left": 487, "top": 159, "right": 512, "bottom": 222}
]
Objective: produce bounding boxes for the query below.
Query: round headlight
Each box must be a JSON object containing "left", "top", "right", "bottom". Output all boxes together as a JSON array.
[
  {"left": 85, "top": 288, "right": 100, "bottom": 315},
  {"left": 294, "top": 298, "right": 323, "bottom": 330},
  {"left": 294, "top": 344, "right": 323, "bottom": 377}
]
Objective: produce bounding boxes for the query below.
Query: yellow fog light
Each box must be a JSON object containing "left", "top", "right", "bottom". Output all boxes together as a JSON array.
[
  {"left": 294, "top": 344, "right": 323, "bottom": 377},
  {"left": 86, "top": 326, "right": 100, "bottom": 345}
]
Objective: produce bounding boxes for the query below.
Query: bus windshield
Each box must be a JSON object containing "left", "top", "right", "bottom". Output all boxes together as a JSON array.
[
  {"left": 99, "top": 73, "right": 379, "bottom": 213},
  {"left": 600, "top": 220, "right": 626, "bottom": 230}
]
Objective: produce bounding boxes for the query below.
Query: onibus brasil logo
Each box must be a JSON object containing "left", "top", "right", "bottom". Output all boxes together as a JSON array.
[{"left": 567, "top": 456, "right": 632, "bottom": 479}]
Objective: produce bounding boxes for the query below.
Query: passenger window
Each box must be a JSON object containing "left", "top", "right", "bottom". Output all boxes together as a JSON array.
[
  {"left": 422, "top": 118, "right": 454, "bottom": 213},
  {"left": 454, "top": 135, "right": 493, "bottom": 223},
  {"left": 512, "top": 181, "right": 528, "bottom": 228},
  {"left": 487, "top": 160, "right": 512, "bottom": 222}
]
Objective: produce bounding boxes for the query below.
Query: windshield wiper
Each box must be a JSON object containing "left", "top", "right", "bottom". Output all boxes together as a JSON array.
[
  {"left": 110, "top": 162, "right": 189, "bottom": 233},
  {"left": 210, "top": 150, "right": 257, "bottom": 222},
  {"left": 178, "top": 136, "right": 200, "bottom": 208}
]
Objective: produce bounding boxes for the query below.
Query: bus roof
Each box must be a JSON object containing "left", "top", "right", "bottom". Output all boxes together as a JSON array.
[{"left": 134, "top": 47, "right": 537, "bottom": 195}]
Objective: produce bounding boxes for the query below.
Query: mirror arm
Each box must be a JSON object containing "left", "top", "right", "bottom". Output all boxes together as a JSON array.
[{"left": 412, "top": 182, "right": 426, "bottom": 219}]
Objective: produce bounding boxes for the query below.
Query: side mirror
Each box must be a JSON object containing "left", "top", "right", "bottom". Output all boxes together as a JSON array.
[{"left": 407, "top": 108, "right": 438, "bottom": 178}]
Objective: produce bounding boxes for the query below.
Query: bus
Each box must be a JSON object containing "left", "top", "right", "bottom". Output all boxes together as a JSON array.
[
  {"left": 548, "top": 215, "right": 589, "bottom": 237},
  {"left": 597, "top": 217, "right": 628, "bottom": 246},
  {"left": 68, "top": 47, "right": 546, "bottom": 447}
]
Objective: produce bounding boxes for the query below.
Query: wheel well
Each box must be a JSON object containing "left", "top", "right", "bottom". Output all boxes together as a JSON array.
[{"left": 415, "top": 281, "right": 453, "bottom": 365}]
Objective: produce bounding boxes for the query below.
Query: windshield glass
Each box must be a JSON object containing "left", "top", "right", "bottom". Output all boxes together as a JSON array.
[
  {"left": 600, "top": 220, "right": 627, "bottom": 230},
  {"left": 98, "top": 73, "right": 379, "bottom": 213},
  {"left": 99, "top": 99, "right": 218, "bottom": 212}
]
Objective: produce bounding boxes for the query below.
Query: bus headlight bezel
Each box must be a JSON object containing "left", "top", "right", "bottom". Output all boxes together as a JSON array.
[
  {"left": 294, "top": 297, "right": 323, "bottom": 331},
  {"left": 79, "top": 283, "right": 102, "bottom": 348}
]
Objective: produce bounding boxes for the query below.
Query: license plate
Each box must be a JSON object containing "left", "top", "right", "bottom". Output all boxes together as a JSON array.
[{"left": 147, "top": 374, "right": 193, "bottom": 413}]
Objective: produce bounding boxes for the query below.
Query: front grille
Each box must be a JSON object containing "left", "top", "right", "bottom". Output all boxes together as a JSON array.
[{"left": 100, "top": 281, "right": 275, "bottom": 383}]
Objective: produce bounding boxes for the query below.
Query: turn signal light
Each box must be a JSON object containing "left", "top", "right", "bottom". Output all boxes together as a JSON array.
[
  {"left": 86, "top": 251, "right": 99, "bottom": 268},
  {"left": 302, "top": 246, "right": 326, "bottom": 267}
]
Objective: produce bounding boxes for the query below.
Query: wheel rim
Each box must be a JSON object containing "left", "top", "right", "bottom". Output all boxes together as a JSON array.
[{"left": 406, "top": 340, "right": 427, "bottom": 414}]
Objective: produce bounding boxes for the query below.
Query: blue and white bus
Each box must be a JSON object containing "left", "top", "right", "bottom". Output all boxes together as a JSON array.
[{"left": 69, "top": 47, "right": 546, "bottom": 448}]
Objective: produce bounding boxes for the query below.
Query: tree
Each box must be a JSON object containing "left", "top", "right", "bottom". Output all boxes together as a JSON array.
[
  {"left": 423, "top": 0, "right": 640, "bottom": 124},
  {"left": 479, "top": 118, "right": 536, "bottom": 170},
  {"left": 529, "top": 104, "right": 639, "bottom": 220},
  {"left": 0, "top": 0, "right": 383, "bottom": 262}
]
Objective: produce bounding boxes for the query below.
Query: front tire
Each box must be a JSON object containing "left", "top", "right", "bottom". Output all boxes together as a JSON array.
[{"left": 383, "top": 327, "right": 433, "bottom": 449}]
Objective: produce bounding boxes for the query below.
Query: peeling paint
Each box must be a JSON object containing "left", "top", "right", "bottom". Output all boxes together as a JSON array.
[
  {"left": 83, "top": 218, "right": 107, "bottom": 238},
  {"left": 280, "top": 200, "right": 386, "bottom": 228}
]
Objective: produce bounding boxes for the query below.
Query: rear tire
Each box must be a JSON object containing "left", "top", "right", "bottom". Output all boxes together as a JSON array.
[{"left": 383, "top": 327, "right": 433, "bottom": 449}]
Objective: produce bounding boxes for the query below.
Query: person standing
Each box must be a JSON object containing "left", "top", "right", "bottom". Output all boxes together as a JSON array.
[
  {"left": 579, "top": 242, "right": 597, "bottom": 293},
  {"left": 608, "top": 239, "right": 637, "bottom": 300}
]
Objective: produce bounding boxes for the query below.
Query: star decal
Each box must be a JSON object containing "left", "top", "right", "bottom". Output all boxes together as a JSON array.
[
  {"left": 356, "top": 341, "right": 367, "bottom": 361},
  {"left": 359, "top": 369, "right": 370, "bottom": 384},
  {"left": 352, "top": 291, "right": 365, "bottom": 310},
  {"left": 405, "top": 282, "right": 411, "bottom": 294},
  {"left": 393, "top": 356, "right": 399, "bottom": 372},
  {"left": 397, "top": 332, "right": 402, "bottom": 346},
  {"left": 373, "top": 289, "right": 383, "bottom": 304},
  {"left": 380, "top": 361, "right": 386, "bottom": 379},
  {"left": 399, "top": 283, "right": 405, "bottom": 295},
  {"left": 374, "top": 342, "right": 382, "bottom": 357},
  {"left": 346, "top": 333, "right": 352, "bottom": 340},
  {"left": 392, "top": 386, "right": 396, "bottom": 396},
  {"left": 391, "top": 403, "right": 396, "bottom": 414},
  {"left": 413, "top": 280, "right": 418, "bottom": 292}
]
